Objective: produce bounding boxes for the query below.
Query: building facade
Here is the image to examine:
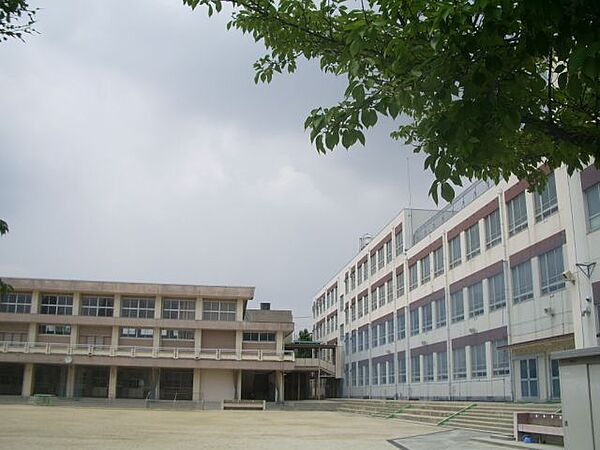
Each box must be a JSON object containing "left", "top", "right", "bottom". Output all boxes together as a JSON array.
[
  {"left": 0, "top": 278, "right": 294, "bottom": 404},
  {"left": 312, "top": 164, "right": 600, "bottom": 402}
]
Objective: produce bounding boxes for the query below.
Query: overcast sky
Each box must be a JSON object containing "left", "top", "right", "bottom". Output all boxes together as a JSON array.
[{"left": 0, "top": 0, "right": 435, "bottom": 332}]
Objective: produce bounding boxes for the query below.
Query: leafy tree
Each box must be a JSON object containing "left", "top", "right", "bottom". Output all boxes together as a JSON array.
[
  {"left": 0, "top": 220, "right": 10, "bottom": 297},
  {"left": 1, "top": 0, "right": 36, "bottom": 42},
  {"left": 296, "top": 328, "right": 313, "bottom": 357},
  {"left": 184, "top": 0, "right": 600, "bottom": 201}
]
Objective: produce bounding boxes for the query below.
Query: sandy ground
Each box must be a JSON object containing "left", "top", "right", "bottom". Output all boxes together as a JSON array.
[{"left": 0, "top": 405, "right": 439, "bottom": 450}]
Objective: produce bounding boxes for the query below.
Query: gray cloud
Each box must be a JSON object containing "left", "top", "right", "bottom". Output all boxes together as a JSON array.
[{"left": 0, "top": 0, "right": 435, "bottom": 332}]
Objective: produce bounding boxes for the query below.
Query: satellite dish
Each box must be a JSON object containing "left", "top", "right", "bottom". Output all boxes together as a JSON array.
[{"left": 64, "top": 356, "right": 73, "bottom": 364}]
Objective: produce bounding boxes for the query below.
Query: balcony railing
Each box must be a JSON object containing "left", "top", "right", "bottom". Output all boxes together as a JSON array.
[{"left": 0, "top": 341, "right": 295, "bottom": 362}]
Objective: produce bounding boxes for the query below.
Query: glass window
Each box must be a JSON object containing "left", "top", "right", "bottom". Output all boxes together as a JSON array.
[
  {"left": 539, "top": 247, "right": 565, "bottom": 295},
  {"left": 372, "top": 362, "right": 379, "bottom": 385},
  {"left": 378, "top": 323, "right": 386, "bottom": 346},
  {"left": 398, "top": 354, "right": 407, "bottom": 383},
  {"left": 377, "top": 247, "right": 385, "bottom": 269},
  {"left": 409, "top": 264, "right": 418, "bottom": 290},
  {"left": 433, "top": 247, "right": 444, "bottom": 276},
  {"left": 488, "top": 272, "right": 506, "bottom": 310},
  {"left": 435, "top": 297, "right": 446, "bottom": 328},
  {"left": 351, "top": 330, "right": 357, "bottom": 353},
  {"left": 0, "top": 292, "right": 32, "bottom": 313},
  {"left": 386, "top": 280, "right": 393, "bottom": 303},
  {"left": 423, "top": 353, "right": 434, "bottom": 381},
  {"left": 449, "top": 236, "right": 462, "bottom": 269},
  {"left": 363, "top": 262, "right": 369, "bottom": 282},
  {"left": 534, "top": 172, "right": 558, "bottom": 222},
  {"left": 40, "top": 294, "right": 73, "bottom": 315},
  {"left": 492, "top": 339, "right": 510, "bottom": 376},
  {"left": 386, "top": 240, "right": 393, "bottom": 264},
  {"left": 388, "top": 359, "right": 395, "bottom": 384},
  {"left": 410, "top": 309, "right": 420, "bottom": 336},
  {"left": 371, "top": 290, "right": 377, "bottom": 311},
  {"left": 396, "top": 271, "right": 405, "bottom": 297},
  {"left": 420, "top": 255, "right": 431, "bottom": 284},
  {"left": 378, "top": 285, "right": 385, "bottom": 307},
  {"left": 508, "top": 192, "right": 528, "bottom": 236},
  {"left": 162, "top": 329, "right": 195, "bottom": 341},
  {"left": 202, "top": 300, "right": 236, "bottom": 321},
  {"left": 451, "top": 290, "right": 464, "bottom": 323},
  {"left": 453, "top": 347, "right": 467, "bottom": 379},
  {"left": 468, "top": 282, "right": 484, "bottom": 318},
  {"left": 121, "top": 297, "right": 155, "bottom": 319},
  {"left": 81, "top": 296, "right": 114, "bottom": 317},
  {"left": 350, "top": 271, "right": 356, "bottom": 290},
  {"left": 358, "top": 364, "right": 364, "bottom": 386},
  {"left": 397, "top": 310, "right": 406, "bottom": 340},
  {"left": 471, "top": 343, "right": 487, "bottom": 378},
  {"left": 371, "top": 324, "right": 378, "bottom": 348},
  {"left": 585, "top": 183, "right": 600, "bottom": 231},
  {"left": 484, "top": 209, "right": 502, "bottom": 248},
  {"left": 437, "top": 351, "right": 448, "bottom": 381},
  {"left": 387, "top": 318, "right": 394, "bottom": 342},
  {"left": 512, "top": 260, "right": 534, "bottom": 303},
  {"left": 550, "top": 359, "right": 561, "bottom": 399},
  {"left": 357, "top": 265, "right": 363, "bottom": 286},
  {"left": 422, "top": 303, "right": 432, "bottom": 332},
  {"left": 38, "top": 324, "right": 71, "bottom": 335},
  {"left": 411, "top": 354, "right": 421, "bottom": 383},
  {"left": 370, "top": 255, "right": 377, "bottom": 275},
  {"left": 380, "top": 361, "right": 387, "bottom": 384},
  {"left": 520, "top": 358, "right": 539, "bottom": 398},
  {"left": 465, "top": 224, "right": 481, "bottom": 260},
  {"left": 395, "top": 231, "right": 404, "bottom": 256}
]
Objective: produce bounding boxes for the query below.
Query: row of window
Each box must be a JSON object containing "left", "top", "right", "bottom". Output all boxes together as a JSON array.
[
  {"left": 0, "top": 294, "right": 237, "bottom": 321},
  {"left": 33, "top": 324, "right": 197, "bottom": 340}
]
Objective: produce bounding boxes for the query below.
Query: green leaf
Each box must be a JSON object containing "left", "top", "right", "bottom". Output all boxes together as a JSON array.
[
  {"left": 361, "top": 109, "right": 377, "bottom": 128},
  {"left": 440, "top": 182, "right": 455, "bottom": 202}
]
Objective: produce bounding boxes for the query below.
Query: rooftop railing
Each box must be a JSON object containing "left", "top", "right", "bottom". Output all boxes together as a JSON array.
[
  {"left": 0, "top": 341, "right": 295, "bottom": 362},
  {"left": 412, "top": 179, "right": 495, "bottom": 245}
]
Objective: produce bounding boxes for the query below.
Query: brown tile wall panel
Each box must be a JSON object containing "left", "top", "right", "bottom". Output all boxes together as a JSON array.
[
  {"left": 509, "top": 230, "right": 566, "bottom": 268},
  {"left": 447, "top": 198, "right": 500, "bottom": 241},
  {"left": 449, "top": 261, "right": 504, "bottom": 293},
  {"left": 78, "top": 325, "right": 112, "bottom": 336},
  {"left": 371, "top": 271, "right": 393, "bottom": 291},
  {"left": 409, "top": 288, "right": 445, "bottom": 311},
  {"left": 36, "top": 335, "right": 71, "bottom": 344},
  {"left": 397, "top": 350, "right": 406, "bottom": 360},
  {"left": 593, "top": 282, "right": 600, "bottom": 305},
  {"left": 395, "top": 223, "right": 403, "bottom": 234},
  {"left": 202, "top": 330, "right": 236, "bottom": 349},
  {"left": 395, "top": 264, "right": 404, "bottom": 275},
  {"left": 407, "top": 237, "right": 444, "bottom": 266},
  {"left": 372, "top": 312, "right": 394, "bottom": 326},
  {"left": 370, "top": 233, "right": 392, "bottom": 255},
  {"left": 411, "top": 340, "right": 447, "bottom": 357},
  {"left": 581, "top": 165, "right": 600, "bottom": 191},
  {"left": 118, "top": 338, "right": 153, "bottom": 347},
  {"left": 0, "top": 322, "right": 28, "bottom": 332},
  {"left": 327, "top": 282, "right": 338, "bottom": 293},
  {"left": 358, "top": 358, "right": 370, "bottom": 368},
  {"left": 451, "top": 326, "right": 507, "bottom": 349},
  {"left": 504, "top": 179, "right": 529, "bottom": 203},
  {"left": 327, "top": 338, "right": 338, "bottom": 345},
  {"left": 357, "top": 254, "right": 369, "bottom": 266},
  {"left": 162, "top": 339, "right": 194, "bottom": 348},
  {"left": 358, "top": 323, "right": 370, "bottom": 333},
  {"left": 242, "top": 342, "right": 276, "bottom": 351},
  {"left": 372, "top": 352, "right": 394, "bottom": 365},
  {"left": 357, "top": 288, "right": 369, "bottom": 299}
]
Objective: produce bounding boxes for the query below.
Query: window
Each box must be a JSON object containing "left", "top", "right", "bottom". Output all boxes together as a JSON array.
[
  {"left": 371, "top": 325, "right": 378, "bottom": 348},
  {"left": 437, "top": 351, "right": 448, "bottom": 380},
  {"left": 411, "top": 354, "right": 421, "bottom": 383},
  {"left": 507, "top": 192, "right": 528, "bottom": 236},
  {"left": 422, "top": 303, "right": 433, "bottom": 332},
  {"left": 409, "top": 264, "right": 418, "bottom": 290},
  {"left": 397, "top": 310, "right": 406, "bottom": 340},
  {"left": 81, "top": 296, "right": 114, "bottom": 317},
  {"left": 534, "top": 172, "right": 558, "bottom": 221},
  {"left": 350, "top": 271, "right": 356, "bottom": 290},
  {"left": 203, "top": 300, "right": 236, "bottom": 321},
  {"left": 488, "top": 272, "right": 506, "bottom": 310},
  {"left": 371, "top": 290, "right": 377, "bottom": 311},
  {"left": 388, "top": 359, "right": 395, "bottom": 384},
  {"left": 550, "top": 359, "right": 561, "bottom": 399},
  {"left": 0, "top": 292, "right": 32, "bottom": 313},
  {"left": 471, "top": 343, "right": 487, "bottom": 378},
  {"left": 420, "top": 255, "right": 431, "bottom": 283},
  {"left": 162, "top": 329, "right": 195, "bottom": 341},
  {"left": 377, "top": 247, "right": 385, "bottom": 269},
  {"left": 453, "top": 347, "right": 467, "bottom": 379},
  {"left": 484, "top": 209, "right": 502, "bottom": 248},
  {"left": 370, "top": 255, "right": 376, "bottom": 275},
  {"left": 385, "top": 240, "right": 393, "bottom": 264},
  {"left": 387, "top": 319, "right": 394, "bottom": 342},
  {"left": 357, "top": 265, "right": 363, "bottom": 286},
  {"left": 363, "top": 262, "right": 369, "bottom": 282},
  {"left": 378, "top": 285, "right": 385, "bottom": 307},
  {"left": 386, "top": 280, "right": 393, "bottom": 303},
  {"left": 539, "top": 247, "right": 565, "bottom": 295},
  {"left": 435, "top": 297, "right": 446, "bottom": 328},
  {"left": 121, "top": 297, "right": 155, "bottom": 319},
  {"left": 585, "top": 183, "right": 600, "bottom": 231},
  {"left": 121, "top": 327, "right": 153, "bottom": 338},
  {"left": 451, "top": 291, "right": 464, "bottom": 323},
  {"left": 512, "top": 260, "right": 534, "bottom": 303},
  {"left": 363, "top": 329, "right": 369, "bottom": 350},
  {"left": 351, "top": 363, "right": 357, "bottom": 386},
  {"left": 520, "top": 358, "right": 539, "bottom": 398},
  {"left": 362, "top": 295, "right": 369, "bottom": 316},
  {"left": 465, "top": 224, "right": 481, "bottom": 260},
  {"left": 38, "top": 324, "right": 71, "bottom": 335},
  {"left": 492, "top": 339, "right": 510, "bottom": 376},
  {"left": 395, "top": 231, "right": 404, "bottom": 256},
  {"left": 351, "top": 331, "right": 357, "bottom": 353},
  {"left": 371, "top": 362, "right": 379, "bottom": 385},
  {"left": 358, "top": 364, "right": 364, "bottom": 386},
  {"left": 40, "top": 294, "right": 73, "bottom": 315},
  {"left": 410, "top": 309, "right": 420, "bottom": 336},
  {"left": 351, "top": 300, "right": 356, "bottom": 321},
  {"left": 396, "top": 271, "right": 405, "bottom": 297},
  {"left": 0, "top": 331, "right": 26, "bottom": 342},
  {"left": 378, "top": 323, "right": 386, "bottom": 346},
  {"left": 357, "top": 330, "right": 364, "bottom": 351},
  {"left": 449, "top": 236, "right": 462, "bottom": 269},
  {"left": 423, "top": 354, "right": 434, "bottom": 381},
  {"left": 468, "top": 282, "right": 484, "bottom": 318},
  {"left": 398, "top": 354, "right": 407, "bottom": 383},
  {"left": 380, "top": 361, "right": 387, "bottom": 384},
  {"left": 433, "top": 247, "right": 444, "bottom": 277}
]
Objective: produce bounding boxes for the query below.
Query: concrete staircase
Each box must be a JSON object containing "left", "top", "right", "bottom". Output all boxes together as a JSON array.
[
  {"left": 390, "top": 401, "right": 471, "bottom": 425},
  {"left": 335, "top": 399, "right": 409, "bottom": 418},
  {"left": 444, "top": 402, "right": 561, "bottom": 436}
]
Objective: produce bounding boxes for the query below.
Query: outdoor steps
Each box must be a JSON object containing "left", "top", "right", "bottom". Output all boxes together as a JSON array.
[
  {"left": 445, "top": 419, "right": 513, "bottom": 435},
  {"left": 390, "top": 413, "right": 442, "bottom": 424}
]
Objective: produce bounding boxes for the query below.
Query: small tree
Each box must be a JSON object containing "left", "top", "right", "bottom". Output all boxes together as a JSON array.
[{"left": 296, "top": 328, "right": 313, "bottom": 357}]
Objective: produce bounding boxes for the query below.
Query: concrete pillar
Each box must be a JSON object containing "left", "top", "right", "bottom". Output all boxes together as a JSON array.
[
  {"left": 235, "top": 330, "right": 243, "bottom": 356},
  {"left": 192, "top": 368, "right": 201, "bottom": 401},
  {"left": 69, "top": 324, "right": 79, "bottom": 347},
  {"left": 194, "top": 329, "right": 202, "bottom": 350},
  {"left": 153, "top": 327, "right": 161, "bottom": 350},
  {"left": 485, "top": 341, "right": 493, "bottom": 380},
  {"left": 276, "top": 331, "right": 284, "bottom": 354},
  {"left": 27, "top": 323, "right": 37, "bottom": 343},
  {"left": 236, "top": 299, "right": 244, "bottom": 321},
  {"left": 195, "top": 297, "right": 203, "bottom": 321},
  {"left": 108, "top": 366, "right": 118, "bottom": 400},
  {"left": 30, "top": 291, "right": 40, "bottom": 314},
  {"left": 111, "top": 326, "right": 120, "bottom": 348},
  {"left": 66, "top": 365, "right": 76, "bottom": 398},
  {"left": 21, "top": 363, "right": 34, "bottom": 397},
  {"left": 154, "top": 295, "right": 162, "bottom": 319},
  {"left": 72, "top": 292, "right": 80, "bottom": 316},
  {"left": 153, "top": 368, "right": 161, "bottom": 400},
  {"left": 466, "top": 345, "right": 472, "bottom": 380},
  {"left": 275, "top": 371, "right": 284, "bottom": 402},
  {"left": 113, "top": 294, "right": 121, "bottom": 318},
  {"left": 236, "top": 370, "right": 242, "bottom": 400}
]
